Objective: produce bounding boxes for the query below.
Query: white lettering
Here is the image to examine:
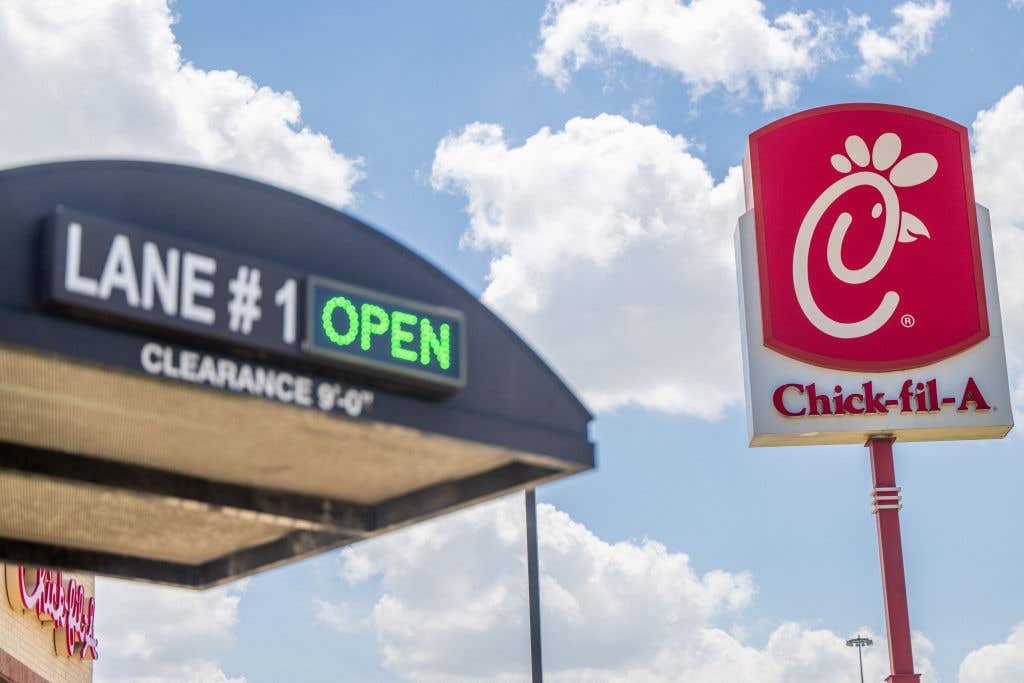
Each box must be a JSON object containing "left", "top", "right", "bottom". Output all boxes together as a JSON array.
[
  {"left": 236, "top": 364, "right": 256, "bottom": 394},
  {"left": 98, "top": 235, "right": 140, "bottom": 306},
  {"left": 274, "top": 278, "right": 298, "bottom": 343},
  {"left": 64, "top": 223, "right": 99, "bottom": 297},
  {"left": 254, "top": 368, "right": 272, "bottom": 398},
  {"left": 197, "top": 355, "right": 219, "bottom": 386},
  {"left": 140, "top": 343, "right": 162, "bottom": 374},
  {"left": 275, "top": 372, "right": 294, "bottom": 402},
  {"left": 140, "top": 242, "right": 179, "bottom": 315},
  {"left": 294, "top": 377, "right": 313, "bottom": 406},
  {"left": 181, "top": 253, "right": 216, "bottom": 325},
  {"left": 137, "top": 342, "right": 373, "bottom": 416},
  {"left": 217, "top": 359, "right": 238, "bottom": 388},
  {"left": 160, "top": 346, "right": 180, "bottom": 379},
  {"left": 179, "top": 351, "right": 199, "bottom": 381}
]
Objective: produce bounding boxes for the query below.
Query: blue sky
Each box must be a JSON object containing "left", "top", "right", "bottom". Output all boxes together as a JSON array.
[{"left": 3, "top": 1, "right": 1022, "bottom": 681}]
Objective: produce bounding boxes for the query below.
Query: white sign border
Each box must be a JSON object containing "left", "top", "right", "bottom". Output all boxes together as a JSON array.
[{"left": 736, "top": 204, "right": 1014, "bottom": 447}]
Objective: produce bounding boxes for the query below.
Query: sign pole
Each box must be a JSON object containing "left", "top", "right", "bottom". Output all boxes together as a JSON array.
[
  {"left": 867, "top": 437, "right": 921, "bottom": 683},
  {"left": 525, "top": 489, "right": 544, "bottom": 683},
  {"left": 737, "top": 104, "right": 1013, "bottom": 683}
]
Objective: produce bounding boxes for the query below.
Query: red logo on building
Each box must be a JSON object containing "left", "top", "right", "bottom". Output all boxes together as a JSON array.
[
  {"left": 4, "top": 565, "right": 98, "bottom": 660},
  {"left": 744, "top": 104, "right": 988, "bottom": 372}
]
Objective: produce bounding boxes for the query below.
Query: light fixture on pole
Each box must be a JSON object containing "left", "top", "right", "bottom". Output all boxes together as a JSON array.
[{"left": 846, "top": 635, "right": 873, "bottom": 683}]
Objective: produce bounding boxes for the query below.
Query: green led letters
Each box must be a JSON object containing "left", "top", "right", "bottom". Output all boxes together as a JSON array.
[
  {"left": 391, "top": 310, "right": 419, "bottom": 362},
  {"left": 360, "top": 304, "right": 389, "bottom": 351},
  {"left": 314, "top": 281, "right": 461, "bottom": 385},
  {"left": 420, "top": 318, "right": 451, "bottom": 370},
  {"left": 322, "top": 296, "right": 358, "bottom": 347}
]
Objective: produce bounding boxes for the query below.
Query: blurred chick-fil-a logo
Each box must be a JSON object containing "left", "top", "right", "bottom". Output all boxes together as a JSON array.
[
  {"left": 744, "top": 104, "right": 989, "bottom": 372},
  {"left": 4, "top": 564, "right": 98, "bottom": 660}
]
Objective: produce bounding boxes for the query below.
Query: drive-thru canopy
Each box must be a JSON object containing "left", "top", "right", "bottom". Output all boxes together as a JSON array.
[{"left": 0, "top": 161, "right": 593, "bottom": 588}]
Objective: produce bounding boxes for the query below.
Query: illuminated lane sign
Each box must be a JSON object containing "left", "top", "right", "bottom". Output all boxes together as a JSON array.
[
  {"left": 45, "top": 208, "right": 466, "bottom": 394},
  {"left": 45, "top": 207, "right": 304, "bottom": 358},
  {"left": 305, "top": 276, "right": 465, "bottom": 389}
]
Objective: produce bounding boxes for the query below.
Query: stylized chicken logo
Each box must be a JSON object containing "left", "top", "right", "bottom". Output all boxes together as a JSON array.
[
  {"left": 746, "top": 104, "right": 989, "bottom": 372},
  {"left": 793, "top": 133, "right": 938, "bottom": 340}
]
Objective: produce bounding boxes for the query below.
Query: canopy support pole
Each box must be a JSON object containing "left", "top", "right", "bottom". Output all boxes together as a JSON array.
[{"left": 526, "top": 488, "right": 543, "bottom": 683}]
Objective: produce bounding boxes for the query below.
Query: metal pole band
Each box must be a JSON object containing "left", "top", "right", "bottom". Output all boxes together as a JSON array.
[{"left": 872, "top": 486, "right": 903, "bottom": 514}]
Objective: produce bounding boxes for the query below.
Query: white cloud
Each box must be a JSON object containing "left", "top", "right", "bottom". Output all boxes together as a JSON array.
[
  {"left": 314, "top": 597, "right": 368, "bottom": 633},
  {"left": 93, "top": 578, "right": 247, "bottom": 683},
  {"left": 0, "top": 0, "right": 363, "bottom": 206},
  {"left": 0, "top": 6, "right": 363, "bottom": 677},
  {"left": 851, "top": 1, "right": 950, "bottom": 84},
  {"left": 0, "top": 2, "right": 359, "bottom": 682},
  {"left": 432, "top": 114, "right": 744, "bottom": 417},
  {"left": 432, "top": 93, "right": 1024, "bottom": 421},
  {"left": 972, "top": 85, "right": 1024, "bottom": 419},
  {"left": 960, "top": 623, "right": 1024, "bottom": 683},
  {"left": 534, "top": 0, "right": 838, "bottom": 109},
  {"left": 340, "top": 495, "right": 935, "bottom": 682}
]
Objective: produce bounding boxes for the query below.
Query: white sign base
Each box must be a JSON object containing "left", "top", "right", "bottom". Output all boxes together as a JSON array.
[{"left": 736, "top": 204, "right": 1013, "bottom": 447}]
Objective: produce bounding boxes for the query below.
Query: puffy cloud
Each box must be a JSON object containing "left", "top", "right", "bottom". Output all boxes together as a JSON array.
[
  {"left": 92, "top": 578, "right": 247, "bottom": 683},
  {"left": 337, "top": 496, "right": 533, "bottom": 680},
  {"left": 339, "top": 495, "right": 935, "bottom": 682},
  {"left": 959, "top": 623, "right": 1024, "bottom": 683},
  {"left": 613, "top": 626, "right": 936, "bottom": 683},
  {"left": 432, "top": 91, "right": 1024, "bottom": 421},
  {"left": 432, "top": 115, "right": 745, "bottom": 418},
  {"left": 535, "top": 0, "right": 837, "bottom": 109},
  {"left": 1, "top": 2, "right": 361, "bottom": 682},
  {"left": 0, "top": 0, "right": 362, "bottom": 206},
  {"left": 851, "top": 1, "right": 951, "bottom": 84},
  {"left": 314, "top": 597, "right": 368, "bottom": 633},
  {"left": 971, "top": 85, "right": 1024, "bottom": 419}
]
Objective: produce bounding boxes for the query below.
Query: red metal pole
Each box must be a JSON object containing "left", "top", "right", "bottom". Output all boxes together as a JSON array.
[{"left": 868, "top": 437, "right": 921, "bottom": 683}]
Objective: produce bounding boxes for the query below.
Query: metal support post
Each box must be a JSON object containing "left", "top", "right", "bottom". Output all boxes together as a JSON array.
[
  {"left": 868, "top": 437, "right": 921, "bottom": 683},
  {"left": 525, "top": 489, "right": 543, "bottom": 683}
]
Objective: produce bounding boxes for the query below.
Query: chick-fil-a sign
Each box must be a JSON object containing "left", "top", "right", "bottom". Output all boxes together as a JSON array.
[
  {"left": 745, "top": 104, "right": 988, "bottom": 372},
  {"left": 736, "top": 104, "right": 1012, "bottom": 446},
  {"left": 4, "top": 564, "right": 98, "bottom": 660}
]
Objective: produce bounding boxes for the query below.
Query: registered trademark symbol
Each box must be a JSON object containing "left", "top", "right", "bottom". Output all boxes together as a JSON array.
[{"left": 900, "top": 314, "right": 915, "bottom": 328}]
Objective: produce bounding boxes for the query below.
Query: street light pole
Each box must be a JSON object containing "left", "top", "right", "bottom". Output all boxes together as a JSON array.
[{"left": 846, "top": 635, "right": 873, "bottom": 683}]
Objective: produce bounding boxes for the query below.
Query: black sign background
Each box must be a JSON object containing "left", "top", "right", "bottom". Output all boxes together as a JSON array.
[
  {"left": 306, "top": 275, "right": 466, "bottom": 389},
  {"left": 0, "top": 160, "right": 592, "bottom": 465},
  {"left": 45, "top": 206, "right": 305, "bottom": 359}
]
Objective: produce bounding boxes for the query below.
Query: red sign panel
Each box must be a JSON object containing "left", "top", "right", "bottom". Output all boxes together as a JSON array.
[{"left": 745, "top": 104, "right": 988, "bottom": 372}]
